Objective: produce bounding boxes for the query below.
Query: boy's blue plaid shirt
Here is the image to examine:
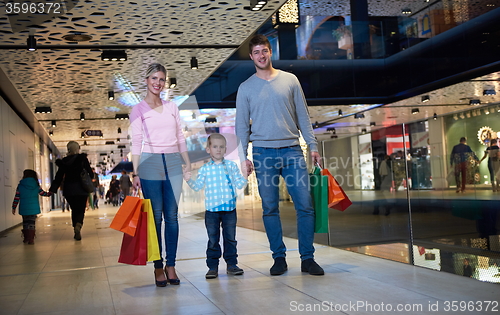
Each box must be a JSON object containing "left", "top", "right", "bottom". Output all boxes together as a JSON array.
[{"left": 187, "top": 159, "right": 247, "bottom": 212}]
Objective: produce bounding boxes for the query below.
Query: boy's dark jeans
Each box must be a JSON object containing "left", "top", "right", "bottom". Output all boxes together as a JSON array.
[{"left": 205, "top": 209, "right": 238, "bottom": 270}]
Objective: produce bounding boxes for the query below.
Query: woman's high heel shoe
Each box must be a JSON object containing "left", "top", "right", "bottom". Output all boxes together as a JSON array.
[
  {"left": 165, "top": 267, "right": 180, "bottom": 285},
  {"left": 154, "top": 269, "right": 167, "bottom": 287}
]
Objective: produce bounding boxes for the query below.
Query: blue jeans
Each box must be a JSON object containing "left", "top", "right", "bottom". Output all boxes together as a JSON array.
[
  {"left": 205, "top": 209, "right": 238, "bottom": 269},
  {"left": 139, "top": 153, "right": 183, "bottom": 268},
  {"left": 252, "top": 146, "right": 315, "bottom": 261}
]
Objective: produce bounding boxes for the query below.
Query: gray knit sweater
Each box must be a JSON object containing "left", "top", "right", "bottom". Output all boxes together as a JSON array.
[{"left": 235, "top": 70, "right": 318, "bottom": 158}]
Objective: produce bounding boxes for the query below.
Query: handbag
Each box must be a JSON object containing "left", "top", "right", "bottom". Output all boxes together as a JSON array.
[
  {"left": 143, "top": 199, "right": 160, "bottom": 262},
  {"left": 320, "top": 168, "right": 352, "bottom": 211},
  {"left": 309, "top": 166, "right": 329, "bottom": 233},
  {"left": 110, "top": 196, "right": 143, "bottom": 236},
  {"left": 80, "top": 167, "right": 94, "bottom": 193},
  {"left": 118, "top": 210, "right": 148, "bottom": 265}
]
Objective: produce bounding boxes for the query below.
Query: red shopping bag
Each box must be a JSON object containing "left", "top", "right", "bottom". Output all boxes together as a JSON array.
[
  {"left": 320, "top": 169, "right": 352, "bottom": 211},
  {"left": 118, "top": 211, "right": 148, "bottom": 265},
  {"left": 109, "top": 196, "right": 142, "bottom": 236}
]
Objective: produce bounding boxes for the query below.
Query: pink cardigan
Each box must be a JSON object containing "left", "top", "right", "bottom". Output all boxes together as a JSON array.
[{"left": 130, "top": 99, "right": 187, "bottom": 155}]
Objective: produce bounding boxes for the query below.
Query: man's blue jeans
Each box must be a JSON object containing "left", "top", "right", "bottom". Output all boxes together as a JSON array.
[
  {"left": 139, "top": 153, "right": 183, "bottom": 268},
  {"left": 205, "top": 209, "right": 238, "bottom": 269},
  {"left": 252, "top": 146, "right": 315, "bottom": 261}
]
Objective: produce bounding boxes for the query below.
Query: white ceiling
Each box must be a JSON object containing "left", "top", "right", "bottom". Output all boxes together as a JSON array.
[{"left": 0, "top": 0, "right": 499, "bottom": 172}]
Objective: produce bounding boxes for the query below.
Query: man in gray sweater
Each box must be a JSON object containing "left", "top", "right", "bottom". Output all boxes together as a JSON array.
[{"left": 235, "top": 34, "right": 324, "bottom": 276}]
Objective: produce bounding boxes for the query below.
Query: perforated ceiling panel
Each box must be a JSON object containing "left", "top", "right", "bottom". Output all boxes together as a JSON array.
[{"left": 0, "top": 0, "right": 287, "bottom": 165}]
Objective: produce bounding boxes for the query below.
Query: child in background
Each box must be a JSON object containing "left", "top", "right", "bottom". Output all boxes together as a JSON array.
[
  {"left": 184, "top": 134, "right": 248, "bottom": 279},
  {"left": 12, "top": 169, "right": 52, "bottom": 244}
]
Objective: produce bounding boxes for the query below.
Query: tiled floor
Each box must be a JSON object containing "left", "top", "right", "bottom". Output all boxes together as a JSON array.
[{"left": 0, "top": 202, "right": 499, "bottom": 315}]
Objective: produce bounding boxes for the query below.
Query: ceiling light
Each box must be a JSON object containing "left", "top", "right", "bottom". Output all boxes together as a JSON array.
[
  {"left": 313, "top": 121, "right": 319, "bottom": 128},
  {"left": 101, "top": 50, "right": 127, "bottom": 61},
  {"left": 327, "top": 127, "right": 336, "bottom": 134},
  {"left": 469, "top": 99, "right": 481, "bottom": 105},
  {"left": 421, "top": 95, "right": 430, "bottom": 102},
  {"left": 81, "top": 131, "right": 85, "bottom": 138},
  {"left": 35, "top": 106, "right": 52, "bottom": 113},
  {"left": 115, "top": 114, "right": 129, "bottom": 120},
  {"left": 370, "top": 122, "right": 376, "bottom": 126},
  {"left": 190, "top": 57, "right": 198, "bottom": 69},
  {"left": 433, "top": 113, "right": 437, "bottom": 120},
  {"left": 117, "top": 127, "right": 122, "bottom": 134},
  {"left": 51, "top": 120, "right": 56, "bottom": 127},
  {"left": 250, "top": 0, "right": 267, "bottom": 10},
  {"left": 361, "top": 128, "right": 367, "bottom": 134},
  {"left": 483, "top": 89, "right": 496, "bottom": 96},
  {"left": 402, "top": 8, "right": 412, "bottom": 14},
  {"left": 411, "top": 108, "right": 419, "bottom": 114},
  {"left": 354, "top": 113, "right": 365, "bottom": 119},
  {"left": 338, "top": 110, "right": 343, "bottom": 116},
  {"left": 27, "top": 35, "right": 36, "bottom": 51},
  {"left": 117, "top": 144, "right": 126, "bottom": 149},
  {"left": 117, "top": 138, "right": 120, "bottom": 143},
  {"left": 100, "top": 134, "right": 103, "bottom": 139},
  {"left": 80, "top": 112, "right": 85, "bottom": 120},
  {"left": 169, "top": 77, "right": 177, "bottom": 89},
  {"left": 83, "top": 140, "right": 88, "bottom": 146},
  {"left": 108, "top": 90, "right": 115, "bottom": 100},
  {"left": 49, "top": 130, "right": 53, "bottom": 136},
  {"left": 205, "top": 116, "right": 217, "bottom": 123}
]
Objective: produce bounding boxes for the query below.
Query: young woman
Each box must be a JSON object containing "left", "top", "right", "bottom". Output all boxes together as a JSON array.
[{"left": 130, "top": 63, "right": 191, "bottom": 286}]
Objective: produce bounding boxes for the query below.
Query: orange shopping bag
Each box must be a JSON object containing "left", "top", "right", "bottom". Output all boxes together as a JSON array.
[
  {"left": 320, "top": 169, "right": 352, "bottom": 211},
  {"left": 109, "top": 196, "right": 143, "bottom": 236}
]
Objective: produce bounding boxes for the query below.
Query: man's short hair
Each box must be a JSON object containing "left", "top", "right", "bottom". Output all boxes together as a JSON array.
[
  {"left": 249, "top": 34, "right": 271, "bottom": 52},
  {"left": 460, "top": 137, "right": 467, "bottom": 143},
  {"left": 207, "top": 133, "right": 227, "bottom": 147}
]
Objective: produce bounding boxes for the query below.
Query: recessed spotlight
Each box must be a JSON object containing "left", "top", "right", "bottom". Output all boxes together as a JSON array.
[
  {"left": 108, "top": 91, "right": 115, "bottom": 100},
  {"left": 421, "top": 95, "right": 430, "bottom": 102},
  {"left": 35, "top": 106, "right": 52, "bottom": 113},
  {"left": 27, "top": 35, "right": 36, "bottom": 51},
  {"left": 411, "top": 108, "right": 419, "bottom": 114}
]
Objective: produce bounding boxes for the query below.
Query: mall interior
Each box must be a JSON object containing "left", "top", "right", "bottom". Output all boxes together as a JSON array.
[{"left": 1, "top": 0, "right": 500, "bottom": 314}]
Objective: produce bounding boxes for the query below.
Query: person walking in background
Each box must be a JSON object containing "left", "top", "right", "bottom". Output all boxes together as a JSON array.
[
  {"left": 12, "top": 169, "right": 52, "bottom": 244},
  {"left": 119, "top": 170, "right": 132, "bottom": 198},
  {"left": 479, "top": 139, "right": 500, "bottom": 192},
  {"left": 91, "top": 168, "right": 100, "bottom": 209},
  {"left": 109, "top": 175, "right": 121, "bottom": 206},
  {"left": 130, "top": 63, "right": 191, "bottom": 287},
  {"left": 50, "top": 141, "right": 93, "bottom": 241},
  {"left": 450, "top": 137, "right": 478, "bottom": 193},
  {"left": 184, "top": 134, "right": 248, "bottom": 279},
  {"left": 236, "top": 34, "right": 324, "bottom": 276}
]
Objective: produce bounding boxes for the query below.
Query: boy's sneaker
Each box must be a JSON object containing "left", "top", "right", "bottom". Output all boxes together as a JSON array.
[
  {"left": 205, "top": 269, "right": 218, "bottom": 279},
  {"left": 226, "top": 265, "right": 244, "bottom": 275}
]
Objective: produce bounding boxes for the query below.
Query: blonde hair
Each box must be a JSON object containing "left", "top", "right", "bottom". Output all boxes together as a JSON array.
[
  {"left": 145, "top": 63, "right": 167, "bottom": 79},
  {"left": 67, "top": 141, "right": 80, "bottom": 155},
  {"left": 207, "top": 133, "right": 226, "bottom": 147}
]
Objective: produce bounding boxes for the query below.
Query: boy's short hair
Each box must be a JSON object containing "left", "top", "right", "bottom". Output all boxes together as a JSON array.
[
  {"left": 249, "top": 34, "right": 271, "bottom": 52},
  {"left": 207, "top": 133, "right": 227, "bottom": 147}
]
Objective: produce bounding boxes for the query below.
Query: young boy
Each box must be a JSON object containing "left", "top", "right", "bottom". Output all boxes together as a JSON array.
[{"left": 184, "top": 134, "right": 248, "bottom": 279}]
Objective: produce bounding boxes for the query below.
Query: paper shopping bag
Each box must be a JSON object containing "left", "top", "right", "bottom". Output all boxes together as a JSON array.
[
  {"left": 142, "top": 199, "right": 160, "bottom": 262},
  {"left": 118, "top": 210, "right": 148, "bottom": 265},
  {"left": 109, "top": 196, "right": 142, "bottom": 236},
  {"left": 310, "top": 167, "right": 329, "bottom": 233},
  {"left": 320, "top": 168, "right": 352, "bottom": 211}
]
